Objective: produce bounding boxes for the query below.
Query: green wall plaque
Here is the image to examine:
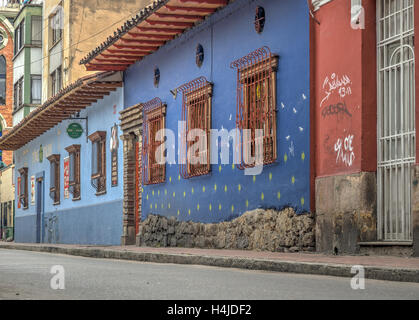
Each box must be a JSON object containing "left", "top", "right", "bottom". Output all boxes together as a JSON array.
[{"left": 67, "top": 123, "right": 83, "bottom": 139}]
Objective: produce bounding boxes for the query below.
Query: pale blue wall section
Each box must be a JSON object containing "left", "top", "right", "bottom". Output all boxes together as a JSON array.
[
  {"left": 124, "top": 0, "right": 311, "bottom": 224},
  {"left": 14, "top": 87, "right": 124, "bottom": 245}
]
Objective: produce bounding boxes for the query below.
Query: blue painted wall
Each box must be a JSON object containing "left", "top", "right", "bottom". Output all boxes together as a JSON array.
[
  {"left": 124, "top": 0, "right": 311, "bottom": 224},
  {"left": 14, "top": 87, "right": 124, "bottom": 245}
]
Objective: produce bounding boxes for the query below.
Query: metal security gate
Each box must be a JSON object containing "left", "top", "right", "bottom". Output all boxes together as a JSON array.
[{"left": 377, "top": 0, "right": 415, "bottom": 241}]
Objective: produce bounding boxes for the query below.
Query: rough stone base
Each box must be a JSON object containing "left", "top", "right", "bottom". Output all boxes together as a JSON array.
[
  {"left": 138, "top": 208, "right": 315, "bottom": 252},
  {"left": 316, "top": 172, "right": 377, "bottom": 255}
]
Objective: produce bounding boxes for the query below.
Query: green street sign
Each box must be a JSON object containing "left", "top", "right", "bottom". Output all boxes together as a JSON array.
[{"left": 67, "top": 123, "right": 83, "bottom": 139}]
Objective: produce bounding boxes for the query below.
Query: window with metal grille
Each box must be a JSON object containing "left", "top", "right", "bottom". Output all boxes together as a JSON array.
[
  {"left": 65, "top": 144, "right": 81, "bottom": 200},
  {"left": 231, "top": 46, "right": 279, "bottom": 169},
  {"left": 18, "top": 167, "right": 28, "bottom": 209},
  {"left": 88, "top": 131, "right": 106, "bottom": 195},
  {"left": 142, "top": 98, "right": 166, "bottom": 185},
  {"left": 48, "top": 154, "right": 60, "bottom": 205},
  {"left": 178, "top": 76, "right": 212, "bottom": 179},
  {"left": 377, "top": 0, "right": 415, "bottom": 241}
]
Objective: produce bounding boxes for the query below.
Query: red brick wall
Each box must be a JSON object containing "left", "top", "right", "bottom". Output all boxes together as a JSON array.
[{"left": 0, "top": 20, "right": 14, "bottom": 166}]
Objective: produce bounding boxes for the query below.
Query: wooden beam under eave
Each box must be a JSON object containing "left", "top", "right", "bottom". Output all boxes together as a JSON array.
[
  {"left": 86, "top": 64, "right": 127, "bottom": 71},
  {"left": 164, "top": 5, "right": 215, "bottom": 14},
  {"left": 145, "top": 19, "right": 194, "bottom": 28},
  {"left": 127, "top": 32, "right": 175, "bottom": 41},
  {"left": 153, "top": 12, "right": 204, "bottom": 21},
  {"left": 136, "top": 26, "right": 184, "bottom": 34}
]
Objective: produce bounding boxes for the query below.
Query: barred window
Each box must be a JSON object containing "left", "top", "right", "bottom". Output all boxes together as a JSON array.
[
  {"left": 65, "top": 144, "right": 81, "bottom": 200},
  {"left": 179, "top": 77, "right": 212, "bottom": 178},
  {"left": 142, "top": 98, "right": 166, "bottom": 185},
  {"left": 48, "top": 154, "right": 60, "bottom": 205},
  {"left": 18, "top": 167, "right": 28, "bottom": 209},
  {"left": 231, "top": 46, "right": 278, "bottom": 168},
  {"left": 88, "top": 131, "right": 106, "bottom": 195}
]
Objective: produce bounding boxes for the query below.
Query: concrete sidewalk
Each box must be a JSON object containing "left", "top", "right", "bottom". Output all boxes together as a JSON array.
[{"left": 1, "top": 242, "right": 418, "bottom": 283}]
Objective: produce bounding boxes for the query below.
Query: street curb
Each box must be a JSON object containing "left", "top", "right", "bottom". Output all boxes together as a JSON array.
[{"left": 1, "top": 244, "right": 418, "bottom": 283}]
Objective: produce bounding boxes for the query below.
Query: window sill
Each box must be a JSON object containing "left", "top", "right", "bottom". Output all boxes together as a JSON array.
[
  {"left": 95, "top": 190, "right": 107, "bottom": 197},
  {"left": 72, "top": 197, "right": 81, "bottom": 202}
]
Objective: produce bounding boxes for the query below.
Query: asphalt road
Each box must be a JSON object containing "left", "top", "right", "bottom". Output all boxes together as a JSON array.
[{"left": 0, "top": 249, "right": 418, "bottom": 300}]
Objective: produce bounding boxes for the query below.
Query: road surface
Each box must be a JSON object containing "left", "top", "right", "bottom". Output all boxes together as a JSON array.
[{"left": 0, "top": 249, "right": 418, "bottom": 300}]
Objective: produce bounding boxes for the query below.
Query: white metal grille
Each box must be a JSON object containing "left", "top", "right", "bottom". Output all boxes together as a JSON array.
[{"left": 377, "top": 0, "right": 415, "bottom": 241}]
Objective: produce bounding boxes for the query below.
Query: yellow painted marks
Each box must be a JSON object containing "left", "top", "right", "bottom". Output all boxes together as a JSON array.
[
  {"left": 246, "top": 200, "right": 249, "bottom": 208},
  {"left": 169, "top": 176, "right": 172, "bottom": 183},
  {"left": 158, "top": 190, "right": 160, "bottom": 196},
  {"left": 164, "top": 189, "right": 167, "bottom": 195},
  {"left": 232, "top": 164, "right": 235, "bottom": 170},
  {"left": 277, "top": 191, "right": 281, "bottom": 200},
  {"left": 284, "top": 153, "right": 288, "bottom": 163},
  {"left": 231, "top": 205, "right": 234, "bottom": 213},
  {"left": 291, "top": 176, "right": 295, "bottom": 184},
  {"left": 219, "top": 204, "right": 222, "bottom": 211},
  {"left": 168, "top": 203, "right": 171, "bottom": 209},
  {"left": 188, "top": 209, "right": 191, "bottom": 216},
  {"left": 269, "top": 173, "right": 273, "bottom": 181},
  {"left": 146, "top": 194, "right": 149, "bottom": 200},
  {"left": 202, "top": 186, "right": 206, "bottom": 193},
  {"left": 238, "top": 184, "right": 242, "bottom": 192},
  {"left": 261, "top": 192, "right": 265, "bottom": 201},
  {"left": 253, "top": 176, "right": 256, "bottom": 183},
  {"left": 214, "top": 184, "right": 217, "bottom": 191},
  {"left": 209, "top": 204, "right": 212, "bottom": 212},
  {"left": 154, "top": 203, "right": 157, "bottom": 209},
  {"left": 177, "top": 210, "right": 180, "bottom": 216},
  {"left": 183, "top": 191, "right": 186, "bottom": 198},
  {"left": 301, "top": 197, "right": 305, "bottom": 206},
  {"left": 197, "top": 203, "right": 200, "bottom": 211},
  {"left": 224, "top": 185, "right": 228, "bottom": 193},
  {"left": 152, "top": 190, "right": 155, "bottom": 196},
  {"left": 191, "top": 187, "right": 194, "bottom": 195},
  {"left": 219, "top": 165, "right": 222, "bottom": 172},
  {"left": 301, "top": 152, "right": 305, "bottom": 161},
  {"left": 173, "top": 191, "right": 176, "bottom": 198},
  {"left": 178, "top": 175, "right": 181, "bottom": 181},
  {"left": 150, "top": 204, "right": 152, "bottom": 209}
]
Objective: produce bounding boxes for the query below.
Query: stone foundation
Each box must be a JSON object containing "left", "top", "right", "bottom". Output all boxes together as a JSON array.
[
  {"left": 138, "top": 208, "right": 315, "bottom": 252},
  {"left": 316, "top": 172, "right": 377, "bottom": 254}
]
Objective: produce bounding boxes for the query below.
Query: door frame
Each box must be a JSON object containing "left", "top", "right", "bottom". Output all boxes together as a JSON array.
[{"left": 35, "top": 171, "right": 45, "bottom": 243}]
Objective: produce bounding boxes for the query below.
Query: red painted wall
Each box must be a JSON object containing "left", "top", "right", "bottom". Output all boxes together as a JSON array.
[{"left": 313, "top": 0, "right": 376, "bottom": 178}]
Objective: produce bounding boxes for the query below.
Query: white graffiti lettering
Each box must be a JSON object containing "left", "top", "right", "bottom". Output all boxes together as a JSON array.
[
  {"left": 321, "top": 73, "right": 352, "bottom": 107},
  {"left": 334, "top": 134, "right": 355, "bottom": 167}
]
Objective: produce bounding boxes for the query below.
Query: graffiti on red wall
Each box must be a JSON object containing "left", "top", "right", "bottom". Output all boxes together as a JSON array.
[
  {"left": 334, "top": 134, "right": 355, "bottom": 167},
  {"left": 320, "top": 73, "right": 352, "bottom": 108}
]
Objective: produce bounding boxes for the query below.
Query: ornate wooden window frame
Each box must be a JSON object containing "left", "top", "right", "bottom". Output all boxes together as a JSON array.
[
  {"left": 178, "top": 76, "right": 212, "bottom": 179},
  {"left": 18, "top": 167, "right": 28, "bottom": 210},
  {"left": 47, "top": 154, "right": 61, "bottom": 205},
  {"left": 65, "top": 144, "right": 81, "bottom": 201},
  {"left": 88, "top": 131, "right": 106, "bottom": 195},
  {"left": 142, "top": 98, "right": 166, "bottom": 185},
  {"left": 231, "top": 46, "right": 279, "bottom": 169}
]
